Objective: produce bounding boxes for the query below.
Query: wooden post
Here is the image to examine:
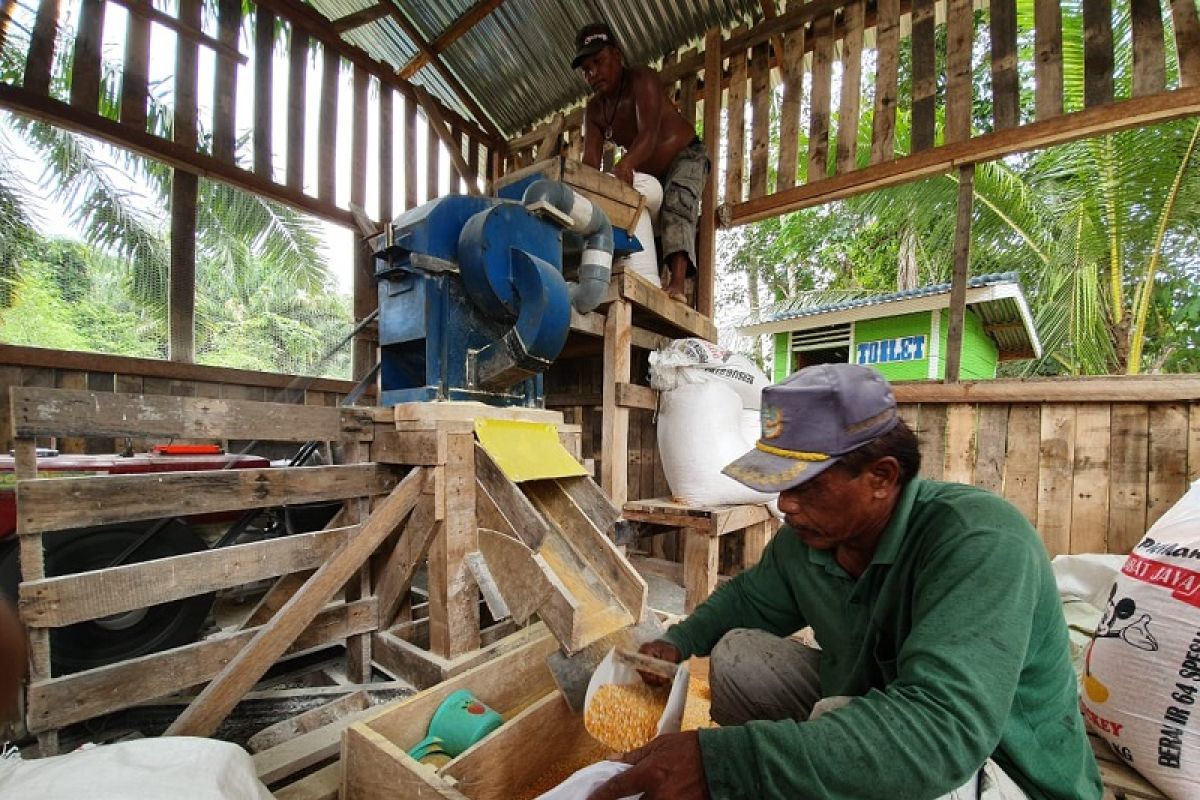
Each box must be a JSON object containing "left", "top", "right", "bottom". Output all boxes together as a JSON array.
[
  {"left": 169, "top": 0, "right": 200, "bottom": 364},
  {"left": 682, "top": 531, "right": 718, "bottom": 612},
  {"left": 212, "top": 0, "right": 241, "bottom": 163},
  {"left": 253, "top": 8, "right": 275, "bottom": 178},
  {"left": 14, "top": 437, "right": 56, "bottom": 755},
  {"left": 427, "top": 431, "right": 480, "bottom": 658},
  {"left": 945, "top": 165, "right": 974, "bottom": 383},
  {"left": 601, "top": 299, "right": 632, "bottom": 506},
  {"left": 380, "top": 88, "right": 394, "bottom": 221},
  {"left": 69, "top": 0, "right": 104, "bottom": 111},
  {"left": 317, "top": 49, "right": 340, "bottom": 203},
  {"left": 287, "top": 28, "right": 309, "bottom": 191},
  {"left": 403, "top": 95, "right": 418, "bottom": 211},
  {"left": 697, "top": 27, "right": 722, "bottom": 319},
  {"left": 351, "top": 67, "right": 376, "bottom": 383},
  {"left": 340, "top": 440, "right": 372, "bottom": 683}
]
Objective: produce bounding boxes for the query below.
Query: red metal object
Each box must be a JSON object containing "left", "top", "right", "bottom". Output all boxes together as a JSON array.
[{"left": 0, "top": 451, "right": 271, "bottom": 540}]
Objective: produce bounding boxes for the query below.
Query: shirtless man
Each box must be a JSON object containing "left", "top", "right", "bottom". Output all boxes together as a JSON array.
[{"left": 572, "top": 23, "right": 710, "bottom": 303}]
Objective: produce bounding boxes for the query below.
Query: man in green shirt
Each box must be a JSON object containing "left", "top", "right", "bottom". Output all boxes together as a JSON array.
[{"left": 589, "top": 364, "right": 1101, "bottom": 800}]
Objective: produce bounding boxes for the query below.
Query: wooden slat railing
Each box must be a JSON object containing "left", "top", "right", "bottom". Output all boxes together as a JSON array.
[
  {"left": 501, "top": 0, "right": 1200, "bottom": 231},
  {"left": 895, "top": 377, "right": 1200, "bottom": 556},
  {"left": 0, "top": 0, "right": 493, "bottom": 228},
  {"left": 7, "top": 385, "right": 400, "bottom": 744}
]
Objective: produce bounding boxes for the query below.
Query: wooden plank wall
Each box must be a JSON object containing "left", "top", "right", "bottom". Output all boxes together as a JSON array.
[
  {"left": 501, "top": 0, "right": 1200, "bottom": 226},
  {"left": 896, "top": 379, "right": 1200, "bottom": 557},
  {"left": 0, "top": 0, "right": 491, "bottom": 229},
  {"left": 0, "top": 344, "right": 365, "bottom": 454}
]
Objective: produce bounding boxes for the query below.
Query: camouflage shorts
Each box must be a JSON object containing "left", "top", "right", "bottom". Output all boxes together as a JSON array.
[{"left": 659, "top": 139, "right": 710, "bottom": 272}]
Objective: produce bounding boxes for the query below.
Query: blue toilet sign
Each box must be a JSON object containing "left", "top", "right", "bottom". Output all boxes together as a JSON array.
[{"left": 856, "top": 335, "right": 927, "bottom": 365}]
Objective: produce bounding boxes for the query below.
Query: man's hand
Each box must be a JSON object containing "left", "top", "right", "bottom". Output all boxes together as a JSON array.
[
  {"left": 587, "top": 731, "right": 710, "bottom": 800},
  {"left": 637, "top": 640, "right": 681, "bottom": 687},
  {"left": 613, "top": 160, "right": 636, "bottom": 185}
]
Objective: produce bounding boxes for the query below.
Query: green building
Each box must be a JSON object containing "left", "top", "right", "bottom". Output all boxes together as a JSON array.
[{"left": 737, "top": 273, "right": 1041, "bottom": 383}]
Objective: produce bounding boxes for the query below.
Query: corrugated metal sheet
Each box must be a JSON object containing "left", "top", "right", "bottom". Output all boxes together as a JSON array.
[
  {"left": 306, "top": 0, "right": 760, "bottom": 137},
  {"left": 762, "top": 273, "right": 1025, "bottom": 324}
]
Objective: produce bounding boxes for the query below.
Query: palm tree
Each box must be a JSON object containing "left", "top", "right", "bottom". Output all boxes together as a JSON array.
[
  {"left": 726, "top": 0, "right": 1200, "bottom": 376},
  {"left": 0, "top": 9, "right": 344, "bottom": 375}
]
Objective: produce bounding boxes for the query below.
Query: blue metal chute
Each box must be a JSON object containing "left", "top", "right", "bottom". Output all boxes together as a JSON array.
[{"left": 473, "top": 248, "right": 571, "bottom": 389}]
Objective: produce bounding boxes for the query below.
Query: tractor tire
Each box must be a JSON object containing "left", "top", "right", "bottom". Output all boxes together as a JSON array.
[{"left": 0, "top": 520, "right": 214, "bottom": 676}]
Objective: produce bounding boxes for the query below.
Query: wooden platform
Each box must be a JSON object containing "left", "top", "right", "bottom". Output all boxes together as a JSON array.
[{"left": 622, "top": 498, "right": 778, "bottom": 612}]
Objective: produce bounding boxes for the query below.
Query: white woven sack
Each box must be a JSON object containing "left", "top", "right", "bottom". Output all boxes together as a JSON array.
[
  {"left": 657, "top": 381, "right": 775, "bottom": 507},
  {"left": 1080, "top": 479, "right": 1200, "bottom": 799},
  {"left": 649, "top": 339, "right": 770, "bottom": 411}
]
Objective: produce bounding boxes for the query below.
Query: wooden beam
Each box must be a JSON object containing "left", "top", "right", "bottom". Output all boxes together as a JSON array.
[
  {"left": 165, "top": 468, "right": 427, "bottom": 737},
  {"left": 892, "top": 376, "right": 1200, "bottom": 403},
  {"left": 697, "top": 27, "right": 722, "bottom": 319},
  {"left": 11, "top": 387, "right": 342, "bottom": 440},
  {"left": 247, "top": 691, "right": 370, "bottom": 753},
  {"left": 944, "top": 165, "right": 974, "bottom": 383},
  {"left": 119, "top": 7, "right": 151, "bottom": 130},
  {"left": 0, "top": 84, "right": 357, "bottom": 227},
  {"left": 380, "top": 2, "right": 501, "bottom": 140},
  {"left": 398, "top": 0, "right": 508, "bottom": 80},
  {"left": 286, "top": 29, "right": 308, "bottom": 192},
  {"left": 0, "top": 343, "right": 365, "bottom": 395},
  {"left": 23, "top": 0, "right": 59, "bottom": 95},
  {"left": 20, "top": 526, "right": 358, "bottom": 628},
  {"left": 729, "top": 87, "right": 1200, "bottom": 225},
  {"left": 332, "top": 3, "right": 390, "bottom": 34},
  {"left": 318, "top": 50, "right": 340, "bottom": 203},
  {"left": 376, "top": 493, "right": 439, "bottom": 628},
  {"left": 17, "top": 464, "right": 399, "bottom": 534},
  {"left": 26, "top": 599, "right": 376, "bottom": 732}
]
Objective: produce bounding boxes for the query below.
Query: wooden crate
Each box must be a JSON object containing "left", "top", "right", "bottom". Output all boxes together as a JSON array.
[
  {"left": 492, "top": 157, "right": 645, "bottom": 232},
  {"left": 342, "top": 627, "right": 605, "bottom": 800}
]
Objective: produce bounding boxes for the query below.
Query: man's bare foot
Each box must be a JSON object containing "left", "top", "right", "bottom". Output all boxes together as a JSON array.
[{"left": 667, "top": 289, "right": 687, "bottom": 303}]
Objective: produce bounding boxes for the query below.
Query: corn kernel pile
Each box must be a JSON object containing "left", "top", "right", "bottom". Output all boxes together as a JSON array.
[
  {"left": 513, "top": 739, "right": 610, "bottom": 800},
  {"left": 680, "top": 677, "right": 718, "bottom": 731},
  {"left": 584, "top": 682, "right": 668, "bottom": 752}
]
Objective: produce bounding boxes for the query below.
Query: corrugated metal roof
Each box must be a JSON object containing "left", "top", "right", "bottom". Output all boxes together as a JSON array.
[
  {"left": 306, "top": 0, "right": 761, "bottom": 137},
  {"left": 762, "top": 273, "right": 1024, "bottom": 324}
]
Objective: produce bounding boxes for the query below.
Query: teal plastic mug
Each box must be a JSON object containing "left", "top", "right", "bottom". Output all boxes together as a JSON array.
[{"left": 408, "top": 689, "right": 504, "bottom": 762}]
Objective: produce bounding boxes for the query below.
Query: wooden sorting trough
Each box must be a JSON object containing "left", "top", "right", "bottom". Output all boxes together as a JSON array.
[{"left": 342, "top": 627, "right": 603, "bottom": 800}]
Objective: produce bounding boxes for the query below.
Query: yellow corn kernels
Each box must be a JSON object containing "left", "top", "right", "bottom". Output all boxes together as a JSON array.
[
  {"left": 584, "top": 683, "right": 668, "bottom": 752},
  {"left": 680, "top": 677, "right": 718, "bottom": 731}
]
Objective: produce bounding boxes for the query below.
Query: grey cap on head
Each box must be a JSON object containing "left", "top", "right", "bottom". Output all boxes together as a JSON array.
[
  {"left": 722, "top": 364, "right": 899, "bottom": 493},
  {"left": 571, "top": 22, "right": 618, "bottom": 68}
]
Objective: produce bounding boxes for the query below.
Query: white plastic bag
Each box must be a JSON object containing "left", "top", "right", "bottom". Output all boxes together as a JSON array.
[
  {"left": 533, "top": 761, "right": 640, "bottom": 800},
  {"left": 1081, "top": 480, "right": 1200, "bottom": 799},
  {"left": 583, "top": 647, "right": 691, "bottom": 740},
  {"left": 0, "top": 737, "right": 273, "bottom": 800}
]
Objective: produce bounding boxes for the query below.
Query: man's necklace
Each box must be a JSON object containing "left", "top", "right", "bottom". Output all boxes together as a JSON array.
[{"left": 602, "top": 69, "right": 627, "bottom": 143}]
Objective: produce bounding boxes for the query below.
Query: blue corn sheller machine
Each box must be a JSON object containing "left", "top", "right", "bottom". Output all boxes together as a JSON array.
[{"left": 371, "top": 179, "right": 638, "bottom": 408}]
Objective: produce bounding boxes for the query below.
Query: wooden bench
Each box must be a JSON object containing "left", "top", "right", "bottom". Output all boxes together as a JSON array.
[{"left": 622, "top": 498, "right": 779, "bottom": 612}]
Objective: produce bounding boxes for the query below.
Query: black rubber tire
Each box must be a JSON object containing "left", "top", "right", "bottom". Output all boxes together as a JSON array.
[{"left": 0, "top": 520, "right": 215, "bottom": 676}]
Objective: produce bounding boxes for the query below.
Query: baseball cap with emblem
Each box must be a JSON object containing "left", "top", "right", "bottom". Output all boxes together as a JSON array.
[
  {"left": 722, "top": 364, "right": 899, "bottom": 492},
  {"left": 571, "top": 23, "right": 618, "bottom": 69}
]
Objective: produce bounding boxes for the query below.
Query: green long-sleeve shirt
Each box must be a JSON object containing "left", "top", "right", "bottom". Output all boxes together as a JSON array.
[{"left": 663, "top": 478, "right": 1101, "bottom": 800}]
